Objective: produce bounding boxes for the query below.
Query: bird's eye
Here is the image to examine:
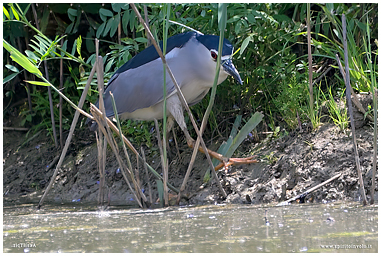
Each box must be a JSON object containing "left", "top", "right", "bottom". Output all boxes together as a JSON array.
[{"left": 210, "top": 50, "right": 218, "bottom": 60}]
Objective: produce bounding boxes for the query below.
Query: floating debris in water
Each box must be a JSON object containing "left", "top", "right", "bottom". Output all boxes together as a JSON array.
[
  {"left": 264, "top": 209, "right": 270, "bottom": 226},
  {"left": 277, "top": 201, "right": 290, "bottom": 206},
  {"left": 300, "top": 246, "right": 308, "bottom": 252}
]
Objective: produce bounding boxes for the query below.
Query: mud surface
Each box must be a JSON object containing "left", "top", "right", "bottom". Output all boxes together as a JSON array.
[{"left": 3, "top": 102, "right": 378, "bottom": 207}]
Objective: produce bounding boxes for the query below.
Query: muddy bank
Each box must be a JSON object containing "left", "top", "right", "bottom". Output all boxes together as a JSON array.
[
  {"left": 3, "top": 114, "right": 377, "bottom": 207},
  {"left": 200, "top": 122, "right": 377, "bottom": 205}
]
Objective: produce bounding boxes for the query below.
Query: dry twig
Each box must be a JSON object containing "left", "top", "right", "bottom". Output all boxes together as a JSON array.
[
  {"left": 37, "top": 59, "right": 97, "bottom": 209},
  {"left": 277, "top": 173, "right": 342, "bottom": 206},
  {"left": 32, "top": 3, "right": 58, "bottom": 148},
  {"left": 154, "top": 119, "right": 169, "bottom": 206},
  {"left": 92, "top": 109, "right": 144, "bottom": 208},
  {"left": 336, "top": 56, "right": 373, "bottom": 122},
  {"left": 141, "top": 147, "right": 153, "bottom": 204},
  {"left": 341, "top": 14, "right": 367, "bottom": 206}
]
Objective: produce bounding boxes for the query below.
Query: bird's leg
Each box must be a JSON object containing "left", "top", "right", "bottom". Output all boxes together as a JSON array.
[
  {"left": 171, "top": 126, "right": 181, "bottom": 160},
  {"left": 166, "top": 116, "right": 180, "bottom": 160},
  {"left": 185, "top": 136, "right": 226, "bottom": 162},
  {"left": 165, "top": 116, "right": 175, "bottom": 160}
]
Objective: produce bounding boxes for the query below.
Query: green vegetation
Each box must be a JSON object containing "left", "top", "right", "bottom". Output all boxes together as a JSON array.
[
  {"left": 264, "top": 151, "right": 278, "bottom": 165},
  {"left": 323, "top": 87, "right": 349, "bottom": 132},
  {"left": 3, "top": 3, "right": 378, "bottom": 149}
]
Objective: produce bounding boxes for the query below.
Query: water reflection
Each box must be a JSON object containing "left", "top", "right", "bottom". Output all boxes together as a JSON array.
[{"left": 3, "top": 202, "right": 378, "bottom": 253}]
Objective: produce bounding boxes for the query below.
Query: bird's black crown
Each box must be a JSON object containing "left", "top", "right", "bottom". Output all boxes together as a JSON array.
[{"left": 196, "top": 33, "right": 234, "bottom": 56}]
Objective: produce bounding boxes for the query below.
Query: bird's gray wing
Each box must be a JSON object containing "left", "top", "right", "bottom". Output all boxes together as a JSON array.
[{"left": 101, "top": 56, "right": 176, "bottom": 118}]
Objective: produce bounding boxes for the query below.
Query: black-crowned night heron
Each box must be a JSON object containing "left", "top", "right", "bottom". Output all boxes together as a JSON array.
[{"left": 88, "top": 31, "right": 243, "bottom": 161}]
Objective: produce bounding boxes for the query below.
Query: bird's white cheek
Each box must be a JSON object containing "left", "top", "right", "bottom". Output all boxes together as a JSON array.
[
  {"left": 206, "top": 62, "right": 229, "bottom": 84},
  {"left": 217, "top": 71, "right": 229, "bottom": 84}
]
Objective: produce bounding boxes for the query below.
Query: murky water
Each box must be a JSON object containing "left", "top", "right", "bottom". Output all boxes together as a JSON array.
[{"left": 3, "top": 201, "right": 377, "bottom": 253}]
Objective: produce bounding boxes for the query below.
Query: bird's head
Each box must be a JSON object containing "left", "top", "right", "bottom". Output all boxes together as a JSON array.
[{"left": 196, "top": 34, "right": 243, "bottom": 85}]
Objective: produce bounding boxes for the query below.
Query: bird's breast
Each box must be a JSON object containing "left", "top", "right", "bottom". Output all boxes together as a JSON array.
[{"left": 178, "top": 79, "right": 211, "bottom": 104}]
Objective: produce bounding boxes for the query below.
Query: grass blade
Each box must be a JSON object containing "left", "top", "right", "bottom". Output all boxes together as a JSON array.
[
  {"left": 3, "top": 39, "right": 42, "bottom": 78},
  {"left": 226, "top": 112, "right": 263, "bottom": 158}
]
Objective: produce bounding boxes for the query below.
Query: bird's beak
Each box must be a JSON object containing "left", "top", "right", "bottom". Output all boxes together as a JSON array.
[{"left": 222, "top": 59, "right": 243, "bottom": 85}]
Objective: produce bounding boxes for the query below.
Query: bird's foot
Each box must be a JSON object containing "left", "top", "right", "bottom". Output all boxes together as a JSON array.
[
  {"left": 214, "top": 156, "right": 258, "bottom": 171},
  {"left": 187, "top": 138, "right": 258, "bottom": 171}
]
